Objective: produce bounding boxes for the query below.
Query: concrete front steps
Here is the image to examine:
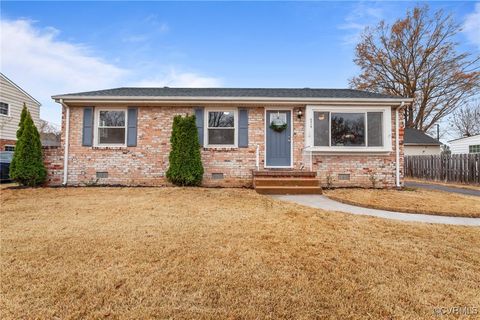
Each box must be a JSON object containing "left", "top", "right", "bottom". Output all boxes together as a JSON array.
[{"left": 253, "top": 171, "right": 322, "bottom": 195}]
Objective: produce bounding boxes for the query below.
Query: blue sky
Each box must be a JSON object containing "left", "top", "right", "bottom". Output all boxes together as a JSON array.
[{"left": 1, "top": 1, "right": 479, "bottom": 128}]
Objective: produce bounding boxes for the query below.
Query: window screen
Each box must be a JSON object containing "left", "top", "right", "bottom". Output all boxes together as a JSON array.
[
  {"left": 207, "top": 111, "right": 235, "bottom": 145},
  {"left": 0, "top": 102, "right": 8, "bottom": 116},
  {"left": 367, "top": 112, "right": 383, "bottom": 147},
  {"left": 313, "top": 112, "right": 329, "bottom": 146},
  {"left": 98, "top": 110, "right": 126, "bottom": 145}
]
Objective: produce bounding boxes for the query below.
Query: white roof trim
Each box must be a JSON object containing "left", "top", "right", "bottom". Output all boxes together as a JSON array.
[
  {"left": 1, "top": 72, "right": 41, "bottom": 106},
  {"left": 53, "top": 95, "right": 412, "bottom": 105},
  {"left": 448, "top": 134, "right": 480, "bottom": 143}
]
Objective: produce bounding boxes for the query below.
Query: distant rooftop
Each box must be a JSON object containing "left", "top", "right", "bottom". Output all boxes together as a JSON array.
[
  {"left": 404, "top": 128, "right": 442, "bottom": 145},
  {"left": 53, "top": 87, "right": 404, "bottom": 100}
]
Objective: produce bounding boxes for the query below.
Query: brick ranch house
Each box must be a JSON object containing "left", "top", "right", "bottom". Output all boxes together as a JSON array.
[{"left": 45, "top": 88, "right": 411, "bottom": 192}]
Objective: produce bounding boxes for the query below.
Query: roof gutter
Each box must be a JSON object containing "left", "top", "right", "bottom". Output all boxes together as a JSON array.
[
  {"left": 59, "top": 99, "right": 70, "bottom": 185},
  {"left": 395, "top": 101, "right": 404, "bottom": 188},
  {"left": 53, "top": 96, "right": 412, "bottom": 105}
]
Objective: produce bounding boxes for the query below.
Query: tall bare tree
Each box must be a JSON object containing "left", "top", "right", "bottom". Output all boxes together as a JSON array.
[
  {"left": 451, "top": 101, "right": 480, "bottom": 138},
  {"left": 350, "top": 5, "right": 480, "bottom": 131}
]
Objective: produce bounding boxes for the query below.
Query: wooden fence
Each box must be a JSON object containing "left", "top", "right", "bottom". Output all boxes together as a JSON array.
[{"left": 405, "top": 154, "right": 480, "bottom": 184}]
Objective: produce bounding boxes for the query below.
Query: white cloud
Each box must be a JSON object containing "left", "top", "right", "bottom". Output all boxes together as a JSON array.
[
  {"left": 463, "top": 2, "right": 480, "bottom": 49},
  {"left": 339, "top": 3, "right": 384, "bottom": 45},
  {"left": 0, "top": 19, "right": 221, "bottom": 125},
  {"left": 132, "top": 68, "right": 222, "bottom": 87},
  {"left": 0, "top": 19, "right": 127, "bottom": 124}
]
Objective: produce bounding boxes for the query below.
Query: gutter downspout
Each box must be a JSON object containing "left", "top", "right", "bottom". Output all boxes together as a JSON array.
[
  {"left": 60, "top": 99, "right": 70, "bottom": 185},
  {"left": 395, "top": 102, "right": 404, "bottom": 188}
]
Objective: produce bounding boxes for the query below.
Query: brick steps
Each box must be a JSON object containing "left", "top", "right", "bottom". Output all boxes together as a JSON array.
[
  {"left": 253, "top": 171, "right": 322, "bottom": 195},
  {"left": 255, "top": 186, "right": 323, "bottom": 195},
  {"left": 254, "top": 177, "right": 319, "bottom": 187},
  {"left": 253, "top": 170, "right": 316, "bottom": 178}
]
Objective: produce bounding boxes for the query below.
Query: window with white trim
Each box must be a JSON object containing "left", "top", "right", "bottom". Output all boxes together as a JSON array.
[
  {"left": 96, "top": 109, "right": 127, "bottom": 146},
  {"left": 307, "top": 106, "right": 391, "bottom": 152},
  {"left": 469, "top": 145, "right": 480, "bottom": 154},
  {"left": 205, "top": 109, "right": 237, "bottom": 147},
  {"left": 0, "top": 102, "right": 9, "bottom": 116}
]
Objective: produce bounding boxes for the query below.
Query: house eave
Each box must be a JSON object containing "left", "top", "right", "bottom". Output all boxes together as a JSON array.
[
  {"left": 404, "top": 143, "right": 442, "bottom": 146},
  {"left": 52, "top": 95, "right": 412, "bottom": 106}
]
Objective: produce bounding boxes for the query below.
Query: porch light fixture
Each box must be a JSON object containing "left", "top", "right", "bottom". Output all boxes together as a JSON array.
[{"left": 297, "top": 108, "right": 303, "bottom": 119}]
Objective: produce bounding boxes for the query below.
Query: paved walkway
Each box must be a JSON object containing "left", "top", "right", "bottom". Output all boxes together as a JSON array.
[
  {"left": 405, "top": 181, "right": 480, "bottom": 197},
  {"left": 271, "top": 195, "right": 480, "bottom": 226}
]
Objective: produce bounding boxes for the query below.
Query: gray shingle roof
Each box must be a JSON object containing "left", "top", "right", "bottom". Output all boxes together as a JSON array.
[
  {"left": 53, "top": 87, "right": 402, "bottom": 99},
  {"left": 404, "top": 128, "right": 442, "bottom": 145}
]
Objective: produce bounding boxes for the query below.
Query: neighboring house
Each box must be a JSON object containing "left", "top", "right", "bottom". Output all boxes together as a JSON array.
[
  {"left": 448, "top": 134, "right": 480, "bottom": 154},
  {"left": 0, "top": 73, "right": 41, "bottom": 151},
  {"left": 404, "top": 128, "right": 442, "bottom": 156},
  {"left": 40, "top": 132, "right": 61, "bottom": 147},
  {"left": 50, "top": 88, "right": 410, "bottom": 190}
]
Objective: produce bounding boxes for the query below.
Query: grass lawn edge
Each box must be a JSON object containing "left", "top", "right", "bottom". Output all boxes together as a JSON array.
[{"left": 324, "top": 192, "right": 478, "bottom": 218}]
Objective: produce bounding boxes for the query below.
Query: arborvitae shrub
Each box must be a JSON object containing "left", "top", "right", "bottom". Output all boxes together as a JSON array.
[
  {"left": 9, "top": 108, "right": 47, "bottom": 186},
  {"left": 166, "top": 114, "right": 204, "bottom": 186}
]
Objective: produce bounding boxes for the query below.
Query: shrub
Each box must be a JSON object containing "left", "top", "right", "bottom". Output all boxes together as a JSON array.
[
  {"left": 166, "top": 114, "right": 204, "bottom": 186},
  {"left": 16, "top": 103, "right": 28, "bottom": 139},
  {"left": 9, "top": 107, "right": 47, "bottom": 187}
]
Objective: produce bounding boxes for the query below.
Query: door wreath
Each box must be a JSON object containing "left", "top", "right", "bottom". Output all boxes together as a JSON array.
[
  {"left": 270, "top": 112, "right": 288, "bottom": 132},
  {"left": 270, "top": 122, "right": 288, "bottom": 132}
]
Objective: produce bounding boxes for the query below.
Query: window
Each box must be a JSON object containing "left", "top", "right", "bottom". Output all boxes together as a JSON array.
[
  {"left": 4, "top": 145, "right": 15, "bottom": 151},
  {"left": 308, "top": 107, "right": 391, "bottom": 151},
  {"left": 331, "top": 113, "right": 365, "bottom": 146},
  {"left": 0, "top": 102, "right": 9, "bottom": 116},
  {"left": 469, "top": 145, "right": 480, "bottom": 154},
  {"left": 206, "top": 109, "right": 237, "bottom": 147},
  {"left": 96, "top": 109, "right": 127, "bottom": 146}
]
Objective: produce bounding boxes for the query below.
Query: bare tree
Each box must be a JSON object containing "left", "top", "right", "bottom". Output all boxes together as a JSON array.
[
  {"left": 350, "top": 5, "right": 480, "bottom": 132},
  {"left": 38, "top": 119, "right": 60, "bottom": 135},
  {"left": 38, "top": 119, "right": 61, "bottom": 146},
  {"left": 451, "top": 101, "right": 480, "bottom": 138}
]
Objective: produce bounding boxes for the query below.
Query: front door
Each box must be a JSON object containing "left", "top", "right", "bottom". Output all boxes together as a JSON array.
[{"left": 266, "top": 110, "right": 292, "bottom": 167}]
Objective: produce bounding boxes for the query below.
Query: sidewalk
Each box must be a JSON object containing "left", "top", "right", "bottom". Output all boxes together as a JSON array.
[{"left": 272, "top": 195, "right": 480, "bottom": 226}]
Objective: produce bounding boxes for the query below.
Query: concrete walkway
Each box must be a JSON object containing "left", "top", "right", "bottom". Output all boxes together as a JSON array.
[
  {"left": 405, "top": 181, "right": 480, "bottom": 197},
  {"left": 271, "top": 195, "right": 480, "bottom": 226}
]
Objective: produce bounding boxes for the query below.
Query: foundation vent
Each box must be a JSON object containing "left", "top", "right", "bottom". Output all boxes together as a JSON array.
[
  {"left": 338, "top": 174, "right": 350, "bottom": 181},
  {"left": 96, "top": 172, "right": 108, "bottom": 179},
  {"left": 212, "top": 173, "right": 224, "bottom": 180}
]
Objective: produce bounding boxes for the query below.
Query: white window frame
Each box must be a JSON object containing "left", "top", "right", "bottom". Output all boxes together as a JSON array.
[
  {"left": 204, "top": 107, "right": 238, "bottom": 148},
  {"left": 305, "top": 105, "right": 392, "bottom": 153},
  {"left": 469, "top": 144, "right": 480, "bottom": 154},
  {"left": 94, "top": 108, "right": 128, "bottom": 147},
  {"left": 0, "top": 102, "right": 10, "bottom": 117}
]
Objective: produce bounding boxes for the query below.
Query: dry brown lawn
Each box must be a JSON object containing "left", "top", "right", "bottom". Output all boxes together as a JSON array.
[
  {"left": 1, "top": 187, "right": 479, "bottom": 319},
  {"left": 405, "top": 178, "right": 480, "bottom": 191},
  {"left": 325, "top": 188, "right": 480, "bottom": 218}
]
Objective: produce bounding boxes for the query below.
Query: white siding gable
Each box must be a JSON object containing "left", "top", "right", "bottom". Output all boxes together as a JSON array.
[
  {"left": 0, "top": 73, "right": 41, "bottom": 141},
  {"left": 449, "top": 135, "right": 480, "bottom": 154}
]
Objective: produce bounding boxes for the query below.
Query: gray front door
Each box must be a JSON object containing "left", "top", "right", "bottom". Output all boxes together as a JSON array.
[{"left": 266, "top": 110, "right": 292, "bottom": 167}]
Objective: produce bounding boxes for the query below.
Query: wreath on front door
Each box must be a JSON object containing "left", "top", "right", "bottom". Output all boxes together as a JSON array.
[
  {"left": 270, "top": 113, "right": 288, "bottom": 132},
  {"left": 270, "top": 121, "right": 288, "bottom": 132}
]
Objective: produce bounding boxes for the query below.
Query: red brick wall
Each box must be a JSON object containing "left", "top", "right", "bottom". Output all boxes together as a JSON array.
[
  {"left": 0, "top": 139, "right": 16, "bottom": 150},
  {"left": 42, "top": 146, "right": 63, "bottom": 186},
  {"left": 44, "top": 104, "right": 404, "bottom": 188}
]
